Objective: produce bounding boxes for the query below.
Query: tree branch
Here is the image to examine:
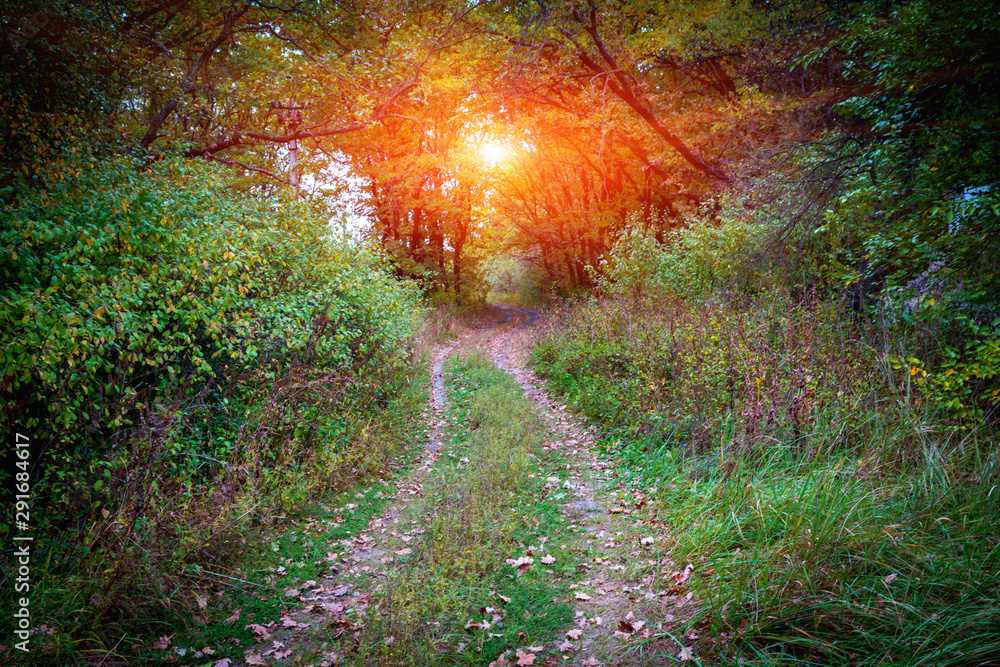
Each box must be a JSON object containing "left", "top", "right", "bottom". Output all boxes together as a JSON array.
[
  {"left": 201, "top": 154, "right": 287, "bottom": 183},
  {"left": 140, "top": 4, "right": 250, "bottom": 149},
  {"left": 558, "top": 11, "right": 730, "bottom": 183}
]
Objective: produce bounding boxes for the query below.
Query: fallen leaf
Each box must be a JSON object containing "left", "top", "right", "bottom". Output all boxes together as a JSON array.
[
  {"left": 516, "top": 649, "right": 536, "bottom": 665},
  {"left": 464, "top": 619, "right": 492, "bottom": 631},
  {"left": 567, "top": 628, "right": 582, "bottom": 640},
  {"left": 640, "top": 537, "right": 655, "bottom": 546},
  {"left": 672, "top": 563, "right": 695, "bottom": 585},
  {"left": 225, "top": 609, "right": 241, "bottom": 623},
  {"left": 488, "top": 651, "right": 511, "bottom": 666},
  {"left": 212, "top": 659, "right": 232, "bottom": 667},
  {"left": 245, "top": 624, "right": 273, "bottom": 640},
  {"left": 883, "top": 573, "right": 897, "bottom": 584},
  {"left": 541, "top": 554, "right": 556, "bottom": 565},
  {"left": 506, "top": 556, "right": 534, "bottom": 568},
  {"left": 245, "top": 654, "right": 267, "bottom": 666},
  {"left": 153, "top": 635, "right": 173, "bottom": 650},
  {"left": 678, "top": 646, "right": 693, "bottom": 661},
  {"left": 557, "top": 640, "right": 574, "bottom": 651},
  {"left": 581, "top": 659, "right": 602, "bottom": 666},
  {"left": 395, "top": 548, "right": 412, "bottom": 556},
  {"left": 506, "top": 555, "right": 534, "bottom": 576}
]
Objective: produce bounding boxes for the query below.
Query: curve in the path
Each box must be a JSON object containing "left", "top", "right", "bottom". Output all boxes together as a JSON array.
[{"left": 490, "top": 304, "right": 538, "bottom": 371}]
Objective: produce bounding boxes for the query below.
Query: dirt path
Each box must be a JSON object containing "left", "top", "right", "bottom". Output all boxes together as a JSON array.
[
  {"left": 482, "top": 310, "right": 698, "bottom": 666},
  {"left": 237, "top": 310, "right": 697, "bottom": 666}
]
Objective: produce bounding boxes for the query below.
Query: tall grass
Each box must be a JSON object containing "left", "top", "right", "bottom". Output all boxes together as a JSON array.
[{"left": 532, "top": 289, "right": 1000, "bottom": 665}]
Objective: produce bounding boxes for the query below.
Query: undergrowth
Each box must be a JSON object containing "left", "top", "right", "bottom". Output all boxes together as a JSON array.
[{"left": 532, "top": 291, "right": 1000, "bottom": 665}]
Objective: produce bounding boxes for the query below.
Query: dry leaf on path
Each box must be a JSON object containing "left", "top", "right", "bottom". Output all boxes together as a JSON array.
[
  {"left": 672, "top": 563, "right": 695, "bottom": 585},
  {"left": 488, "top": 651, "right": 511, "bottom": 666},
  {"left": 678, "top": 646, "right": 693, "bottom": 661},
  {"left": 515, "top": 649, "right": 536, "bottom": 665},
  {"left": 245, "top": 624, "right": 273, "bottom": 640}
]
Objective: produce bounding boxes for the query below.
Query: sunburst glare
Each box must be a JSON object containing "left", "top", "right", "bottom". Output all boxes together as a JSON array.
[{"left": 480, "top": 139, "right": 507, "bottom": 165}]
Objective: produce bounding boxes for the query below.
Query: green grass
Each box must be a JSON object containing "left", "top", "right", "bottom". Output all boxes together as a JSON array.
[{"left": 600, "top": 433, "right": 1000, "bottom": 666}]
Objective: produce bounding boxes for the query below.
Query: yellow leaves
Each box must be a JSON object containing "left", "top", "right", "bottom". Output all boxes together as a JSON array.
[{"left": 94, "top": 305, "right": 106, "bottom": 320}]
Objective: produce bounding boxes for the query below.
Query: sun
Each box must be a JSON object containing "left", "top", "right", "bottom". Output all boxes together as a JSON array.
[{"left": 480, "top": 139, "right": 508, "bottom": 165}]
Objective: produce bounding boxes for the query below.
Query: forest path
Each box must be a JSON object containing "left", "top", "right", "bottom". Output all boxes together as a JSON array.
[
  {"left": 475, "top": 309, "right": 696, "bottom": 666},
  {"left": 237, "top": 308, "right": 696, "bottom": 667}
]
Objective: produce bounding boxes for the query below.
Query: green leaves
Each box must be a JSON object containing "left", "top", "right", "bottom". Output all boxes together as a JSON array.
[{"left": 0, "top": 151, "right": 421, "bottom": 539}]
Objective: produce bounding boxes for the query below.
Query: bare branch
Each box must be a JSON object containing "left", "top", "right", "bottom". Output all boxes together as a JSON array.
[{"left": 202, "top": 154, "right": 287, "bottom": 183}]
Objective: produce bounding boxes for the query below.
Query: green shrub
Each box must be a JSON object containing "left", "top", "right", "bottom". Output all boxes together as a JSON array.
[{"left": 0, "top": 153, "right": 422, "bottom": 654}]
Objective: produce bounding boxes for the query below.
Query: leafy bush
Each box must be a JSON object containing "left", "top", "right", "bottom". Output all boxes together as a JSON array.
[
  {"left": 596, "top": 211, "right": 774, "bottom": 300},
  {"left": 0, "top": 153, "right": 422, "bottom": 653}
]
